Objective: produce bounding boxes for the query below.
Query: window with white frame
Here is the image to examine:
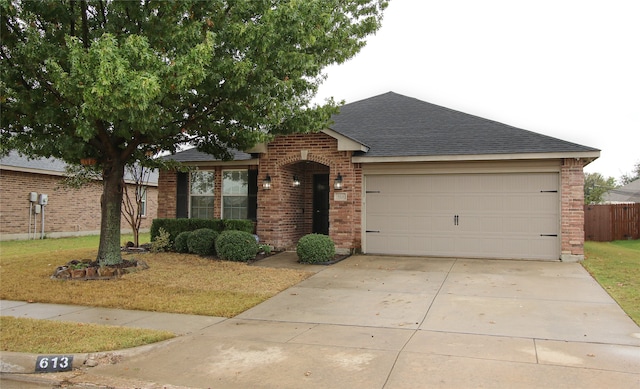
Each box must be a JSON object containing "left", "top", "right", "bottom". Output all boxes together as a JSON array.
[
  {"left": 138, "top": 186, "right": 147, "bottom": 217},
  {"left": 190, "top": 171, "right": 215, "bottom": 219},
  {"left": 222, "top": 170, "right": 248, "bottom": 219}
]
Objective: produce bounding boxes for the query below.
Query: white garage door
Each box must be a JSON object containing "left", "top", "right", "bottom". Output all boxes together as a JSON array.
[{"left": 364, "top": 173, "right": 560, "bottom": 260}]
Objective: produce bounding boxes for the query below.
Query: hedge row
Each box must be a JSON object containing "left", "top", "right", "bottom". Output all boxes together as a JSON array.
[{"left": 150, "top": 218, "right": 254, "bottom": 243}]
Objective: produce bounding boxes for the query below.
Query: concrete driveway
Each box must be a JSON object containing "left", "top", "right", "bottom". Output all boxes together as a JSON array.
[{"left": 71, "top": 254, "right": 639, "bottom": 389}]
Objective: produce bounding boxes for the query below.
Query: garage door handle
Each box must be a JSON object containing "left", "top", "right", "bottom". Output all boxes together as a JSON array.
[
  {"left": 540, "top": 234, "right": 558, "bottom": 237},
  {"left": 366, "top": 230, "right": 380, "bottom": 233},
  {"left": 454, "top": 215, "right": 459, "bottom": 226}
]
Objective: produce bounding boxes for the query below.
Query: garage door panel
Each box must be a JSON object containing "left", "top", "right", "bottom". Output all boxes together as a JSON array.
[{"left": 364, "top": 173, "right": 560, "bottom": 260}]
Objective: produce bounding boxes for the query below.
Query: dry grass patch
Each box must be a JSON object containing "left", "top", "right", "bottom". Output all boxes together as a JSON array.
[
  {"left": 0, "top": 316, "right": 174, "bottom": 353},
  {"left": 1, "top": 239, "right": 313, "bottom": 317}
]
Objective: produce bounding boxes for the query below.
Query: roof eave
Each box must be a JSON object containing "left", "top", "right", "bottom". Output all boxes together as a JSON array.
[
  {"left": 0, "top": 165, "right": 159, "bottom": 186},
  {"left": 176, "top": 158, "right": 260, "bottom": 167},
  {"left": 352, "top": 150, "right": 601, "bottom": 164},
  {"left": 321, "top": 128, "right": 369, "bottom": 152}
]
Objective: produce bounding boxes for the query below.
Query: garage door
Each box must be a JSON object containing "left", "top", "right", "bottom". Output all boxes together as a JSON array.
[{"left": 364, "top": 173, "right": 560, "bottom": 260}]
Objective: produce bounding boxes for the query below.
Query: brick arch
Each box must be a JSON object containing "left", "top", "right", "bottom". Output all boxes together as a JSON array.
[{"left": 275, "top": 152, "right": 334, "bottom": 171}]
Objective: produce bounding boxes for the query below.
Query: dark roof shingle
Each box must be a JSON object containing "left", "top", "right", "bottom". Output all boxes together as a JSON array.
[{"left": 330, "top": 92, "right": 599, "bottom": 157}]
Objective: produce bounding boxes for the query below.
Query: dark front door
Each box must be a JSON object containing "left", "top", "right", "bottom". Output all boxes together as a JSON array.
[{"left": 313, "top": 174, "right": 330, "bottom": 235}]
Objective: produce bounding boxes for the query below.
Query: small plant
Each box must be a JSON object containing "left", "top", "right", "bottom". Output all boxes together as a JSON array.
[
  {"left": 150, "top": 227, "right": 172, "bottom": 253},
  {"left": 187, "top": 228, "right": 218, "bottom": 256},
  {"left": 215, "top": 230, "right": 259, "bottom": 262},
  {"left": 296, "top": 234, "right": 335, "bottom": 264},
  {"left": 259, "top": 244, "right": 272, "bottom": 255},
  {"left": 174, "top": 231, "right": 192, "bottom": 253}
]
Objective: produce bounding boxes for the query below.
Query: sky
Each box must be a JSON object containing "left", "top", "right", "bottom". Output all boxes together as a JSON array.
[{"left": 313, "top": 0, "right": 639, "bottom": 181}]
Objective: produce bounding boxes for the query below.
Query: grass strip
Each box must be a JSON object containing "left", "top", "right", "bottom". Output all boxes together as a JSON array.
[
  {"left": 0, "top": 316, "right": 174, "bottom": 354},
  {"left": 582, "top": 240, "right": 640, "bottom": 325}
]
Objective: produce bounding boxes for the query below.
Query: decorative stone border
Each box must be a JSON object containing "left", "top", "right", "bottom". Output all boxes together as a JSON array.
[{"left": 50, "top": 259, "right": 149, "bottom": 281}]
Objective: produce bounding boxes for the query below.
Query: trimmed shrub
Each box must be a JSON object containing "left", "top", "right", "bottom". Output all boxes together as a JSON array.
[
  {"left": 151, "top": 218, "right": 224, "bottom": 243},
  {"left": 187, "top": 228, "right": 218, "bottom": 256},
  {"left": 215, "top": 230, "right": 259, "bottom": 262},
  {"left": 296, "top": 234, "right": 335, "bottom": 264},
  {"left": 174, "top": 231, "right": 192, "bottom": 253},
  {"left": 223, "top": 219, "right": 255, "bottom": 234}
]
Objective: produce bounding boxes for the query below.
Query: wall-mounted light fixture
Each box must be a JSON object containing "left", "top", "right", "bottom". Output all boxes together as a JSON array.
[
  {"left": 263, "top": 174, "right": 272, "bottom": 190},
  {"left": 292, "top": 175, "right": 301, "bottom": 187},
  {"left": 334, "top": 173, "right": 343, "bottom": 190}
]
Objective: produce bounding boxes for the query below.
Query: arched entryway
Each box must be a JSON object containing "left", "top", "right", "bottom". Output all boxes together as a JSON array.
[{"left": 259, "top": 160, "right": 330, "bottom": 249}]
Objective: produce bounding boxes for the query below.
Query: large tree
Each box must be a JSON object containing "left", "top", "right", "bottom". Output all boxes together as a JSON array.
[
  {"left": 1, "top": 0, "right": 387, "bottom": 265},
  {"left": 584, "top": 172, "right": 617, "bottom": 204}
]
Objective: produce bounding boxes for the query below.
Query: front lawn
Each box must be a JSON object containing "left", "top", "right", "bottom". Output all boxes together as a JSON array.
[
  {"left": 0, "top": 234, "right": 313, "bottom": 353},
  {"left": 583, "top": 240, "right": 640, "bottom": 325},
  {"left": 0, "top": 234, "right": 312, "bottom": 317}
]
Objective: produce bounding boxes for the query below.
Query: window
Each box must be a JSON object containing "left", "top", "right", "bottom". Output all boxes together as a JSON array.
[
  {"left": 222, "top": 170, "right": 248, "bottom": 219},
  {"left": 138, "top": 186, "right": 147, "bottom": 217},
  {"left": 190, "top": 171, "right": 215, "bottom": 219}
]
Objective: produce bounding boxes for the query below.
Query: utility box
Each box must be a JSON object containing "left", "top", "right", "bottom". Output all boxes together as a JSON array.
[
  {"left": 38, "top": 194, "right": 48, "bottom": 206},
  {"left": 29, "top": 192, "right": 38, "bottom": 202},
  {"left": 33, "top": 204, "right": 41, "bottom": 214}
]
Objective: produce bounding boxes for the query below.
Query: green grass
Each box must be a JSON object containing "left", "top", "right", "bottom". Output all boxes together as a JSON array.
[
  {"left": 0, "top": 233, "right": 148, "bottom": 257},
  {"left": 583, "top": 240, "right": 640, "bottom": 325}
]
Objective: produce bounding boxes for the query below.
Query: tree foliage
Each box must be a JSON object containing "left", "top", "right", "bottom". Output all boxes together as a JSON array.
[
  {"left": 1, "top": 0, "right": 387, "bottom": 264},
  {"left": 584, "top": 172, "right": 617, "bottom": 204},
  {"left": 619, "top": 161, "right": 640, "bottom": 185}
]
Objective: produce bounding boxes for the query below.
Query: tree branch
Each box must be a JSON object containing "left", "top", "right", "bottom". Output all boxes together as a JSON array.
[
  {"left": 69, "top": 0, "right": 75, "bottom": 37},
  {"left": 80, "top": 0, "right": 90, "bottom": 49}
]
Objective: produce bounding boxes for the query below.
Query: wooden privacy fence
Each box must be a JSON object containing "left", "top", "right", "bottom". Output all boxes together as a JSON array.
[{"left": 584, "top": 203, "right": 640, "bottom": 241}]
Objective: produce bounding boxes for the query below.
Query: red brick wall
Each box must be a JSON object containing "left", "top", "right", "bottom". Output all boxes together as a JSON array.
[
  {"left": 256, "top": 132, "right": 362, "bottom": 252},
  {"left": 157, "top": 134, "right": 363, "bottom": 252},
  {"left": 157, "top": 170, "right": 177, "bottom": 219},
  {"left": 0, "top": 169, "right": 157, "bottom": 240},
  {"left": 560, "top": 158, "right": 586, "bottom": 260}
]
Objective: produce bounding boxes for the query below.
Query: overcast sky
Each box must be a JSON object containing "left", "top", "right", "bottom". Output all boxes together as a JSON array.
[{"left": 314, "top": 0, "right": 639, "bottom": 181}]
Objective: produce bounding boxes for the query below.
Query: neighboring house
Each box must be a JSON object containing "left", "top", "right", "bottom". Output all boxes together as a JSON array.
[
  {"left": 0, "top": 151, "right": 158, "bottom": 240},
  {"left": 158, "top": 92, "right": 599, "bottom": 261},
  {"left": 603, "top": 179, "right": 640, "bottom": 204}
]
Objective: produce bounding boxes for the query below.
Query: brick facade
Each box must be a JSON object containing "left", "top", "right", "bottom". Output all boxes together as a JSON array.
[
  {"left": 157, "top": 170, "right": 178, "bottom": 219},
  {"left": 157, "top": 133, "right": 363, "bottom": 253},
  {"left": 0, "top": 169, "right": 158, "bottom": 240},
  {"left": 156, "top": 135, "right": 589, "bottom": 261},
  {"left": 256, "top": 132, "right": 362, "bottom": 252},
  {"left": 560, "top": 158, "right": 586, "bottom": 261}
]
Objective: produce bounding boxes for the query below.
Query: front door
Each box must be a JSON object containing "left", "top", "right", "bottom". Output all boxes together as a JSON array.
[{"left": 313, "top": 174, "right": 330, "bottom": 235}]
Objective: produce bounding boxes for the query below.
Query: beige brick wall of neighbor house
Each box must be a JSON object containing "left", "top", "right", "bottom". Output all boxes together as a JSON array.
[{"left": 0, "top": 169, "right": 158, "bottom": 240}]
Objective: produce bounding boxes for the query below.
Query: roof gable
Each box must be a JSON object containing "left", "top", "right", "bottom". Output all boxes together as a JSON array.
[
  {"left": 603, "top": 179, "right": 640, "bottom": 203},
  {"left": 330, "top": 92, "right": 600, "bottom": 160}
]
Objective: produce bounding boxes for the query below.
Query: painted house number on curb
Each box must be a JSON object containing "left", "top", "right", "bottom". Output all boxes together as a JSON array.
[{"left": 35, "top": 355, "right": 73, "bottom": 372}]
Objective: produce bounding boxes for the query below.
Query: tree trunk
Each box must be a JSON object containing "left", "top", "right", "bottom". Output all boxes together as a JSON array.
[{"left": 97, "top": 161, "right": 125, "bottom": 266}]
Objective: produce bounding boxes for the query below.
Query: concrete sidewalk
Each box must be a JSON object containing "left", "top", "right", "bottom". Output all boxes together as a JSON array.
[{"left": 2, "top": 254, "right": 639, "bottom": 388}]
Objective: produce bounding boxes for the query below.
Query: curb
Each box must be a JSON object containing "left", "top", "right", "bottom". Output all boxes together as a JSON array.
[{"left": 0, "top": 335, "right": 183, "bottom": 375}]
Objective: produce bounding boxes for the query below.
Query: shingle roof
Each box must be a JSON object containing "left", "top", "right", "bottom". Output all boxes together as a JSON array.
[
  {"left": 603, "top": 179, "right": 640, "bottom": 203},
  {"left": 0, "top": 151, "right": 159, "bottom": 185},
  {"left": 330, "top": 92, "right": 599, "bottom": 157},
  {"left": 0, "top": 151, "right": 67, "bottom": 172}
]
